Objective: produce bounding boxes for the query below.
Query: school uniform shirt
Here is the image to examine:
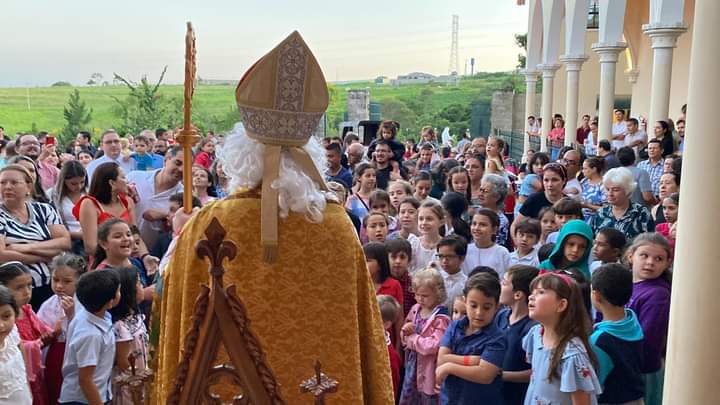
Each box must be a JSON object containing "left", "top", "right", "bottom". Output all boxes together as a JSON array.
[
  {"left": 409, "top": 234, "right": 438, "bottom": 274},
  {"left": 509, "top": 248, "right": 540, "bottom": 267},
  {"left": 127, "top": 169, "right": 183, "bottom": 251},
  {"left": 461, "top": 243, "right": 511, "bottom": 278},
  {"left": 439, "top": 316, "right": 507, "bottom": 404},
  {"left": 495, "top": 307, "right": 536, "bottom": 405},
  {"left": 441, "top": 270, "right": 467, "bottom": 309},
  {"left": 0, "top": 326, "right": 32, "bottom": 405},
  {"left": 59, "top": 307, "right": 116, "bottom": 403},
  {"left": 522, "top": 324, "right": 602, "bottom": 405}
]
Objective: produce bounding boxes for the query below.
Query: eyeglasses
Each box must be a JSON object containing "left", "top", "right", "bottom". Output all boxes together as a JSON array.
[
  {"left": 20, "top": 141, "right": 40, "bottom": 147},
  {"left": 437, "top": 254, "right": 459, "bottom": 260},
  {"left": 561, "top": 159, "right": 578, "bottom": 166}
]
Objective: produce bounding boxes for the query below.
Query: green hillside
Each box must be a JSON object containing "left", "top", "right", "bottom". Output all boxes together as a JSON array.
[{"left": 0, "top": 72, "right": 523, "bottom": 142}]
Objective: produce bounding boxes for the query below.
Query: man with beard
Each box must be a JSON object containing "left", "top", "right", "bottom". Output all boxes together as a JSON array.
[
  {"left": 127, "top": 145, "right": 184, "bottom": 251},
  {"left": 16, "top": 133, "right": 59, "bottom": 190},
  {"left": 373, "top": 139, "right": 406, "bottom": 189}
]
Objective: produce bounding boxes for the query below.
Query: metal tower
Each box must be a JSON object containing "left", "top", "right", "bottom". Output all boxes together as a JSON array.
[{"left": 449, "top": 15, "right": 459, "bottom": 75}]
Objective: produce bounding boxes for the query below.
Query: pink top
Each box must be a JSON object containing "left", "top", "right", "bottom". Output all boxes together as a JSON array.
[
  {"left": 549, "top": 127, "right": 565, "bottom": 143},
  {"left": 401, "top": 303, "right": 450, "bottom": 395},
  {"left": 17, "top": 304, "right": 52, "bottom": 405},
  {"left": 37, "top": 161, "right": 59, "bottom": 191}
]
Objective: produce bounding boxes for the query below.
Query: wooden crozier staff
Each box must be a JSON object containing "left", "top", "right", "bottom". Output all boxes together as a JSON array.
[{"left": 175, "top": 22, "right": 200, "bottom": 213}]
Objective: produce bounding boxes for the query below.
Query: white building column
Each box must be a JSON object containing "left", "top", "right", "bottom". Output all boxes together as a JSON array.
[
  {"left": 559, "top": 55, "right": 588, "bottom": 146},
  {"left": 538, "top": 63, "right": 561, "bottom": 152},
  {"left": 593, "top": 0, "right": 628, "bottom": 141},
  {"left": 522, "top": 69, "right": 540, "bottom": 156},
  {"left": 663, "top": 1, "right": 720, "bottom": 403},
  {"left": 591, "top": 44, "right": 626, "bottom": 141},
  {"left": 643, "top": 25, "right": 687, "bottom": 125}
]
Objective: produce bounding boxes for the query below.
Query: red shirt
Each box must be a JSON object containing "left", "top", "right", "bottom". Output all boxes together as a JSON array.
[
  {"left": 376, "top": 277, "right": 403, "bottom": 309},
  {"left": 387, "top": 337, "right": 401, "bottom": 398},
  {"left": 397, "top": 272, "right": 416, "bottom": 317}
]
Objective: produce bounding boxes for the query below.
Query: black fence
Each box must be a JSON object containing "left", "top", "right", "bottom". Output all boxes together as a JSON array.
[{"left": 492, "top": 129, "right": 567, "bottom": 162}]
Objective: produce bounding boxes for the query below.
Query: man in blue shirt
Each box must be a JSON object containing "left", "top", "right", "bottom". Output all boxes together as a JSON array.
[{"left": 325, "top": 143, "right": 352, "bottom": 190}]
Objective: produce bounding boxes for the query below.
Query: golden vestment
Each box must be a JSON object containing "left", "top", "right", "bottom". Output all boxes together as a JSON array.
[{"left": 153, "top": 194, "right": 394, "bottom": 404}]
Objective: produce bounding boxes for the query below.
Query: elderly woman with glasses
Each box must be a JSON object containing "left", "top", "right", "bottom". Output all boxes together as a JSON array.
[
  {"left": 0, "top": 164, "right": 71, "bottom": 309},
  {"left": 590, "top": 167, "right": 654, "bottom": 239},
  {"left": 475, "top": 173, "right": 511, "bottom": 247}
]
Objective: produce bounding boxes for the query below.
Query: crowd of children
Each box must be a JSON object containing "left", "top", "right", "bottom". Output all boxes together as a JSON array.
[
  {"left": 345, "top": 127, "right": 679, "bottom": 405},
  {"left": 0, "top": 255, "right": 149, "bottom": 405},
  {"left": 367, "top": 223, "right": 672, "bottom": 404}
]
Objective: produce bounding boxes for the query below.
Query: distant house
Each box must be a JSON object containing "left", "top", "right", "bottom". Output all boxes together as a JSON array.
[
  {"left": 374, "top": 76, "right": 389, "bottom": 85},
  {"left": 391, "top": 72, "right": 460, "bottom": 86},
  {"left": 391, "top": 72, "right": 435, "bottom": 86}
]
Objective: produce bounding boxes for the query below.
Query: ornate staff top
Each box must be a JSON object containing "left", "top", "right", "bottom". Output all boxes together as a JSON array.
[{"left": 176, "top": 21, "right": 200, "bottom": 213}]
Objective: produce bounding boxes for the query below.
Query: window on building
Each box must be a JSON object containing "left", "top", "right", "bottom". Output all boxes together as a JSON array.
[{"left": 587, "top": 2, "right": 599, "bottom": 29}]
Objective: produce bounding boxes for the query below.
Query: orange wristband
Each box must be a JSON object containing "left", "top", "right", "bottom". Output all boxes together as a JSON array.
[{"left": 463, "top": 355, "right": 470, "bottom": 366}]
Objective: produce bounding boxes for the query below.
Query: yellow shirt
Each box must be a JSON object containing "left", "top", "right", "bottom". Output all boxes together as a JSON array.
[{"left": 153, "top": 192, "right": 394, "bottom": 404}]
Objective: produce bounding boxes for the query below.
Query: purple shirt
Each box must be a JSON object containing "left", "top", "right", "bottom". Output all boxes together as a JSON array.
[{"left": 627, "top": 277, "right": 671, "bottom": 373}]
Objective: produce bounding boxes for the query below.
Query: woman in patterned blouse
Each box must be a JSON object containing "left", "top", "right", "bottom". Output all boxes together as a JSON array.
[{"left": 590, "top": 167, "right": 654, "bottom": 240}]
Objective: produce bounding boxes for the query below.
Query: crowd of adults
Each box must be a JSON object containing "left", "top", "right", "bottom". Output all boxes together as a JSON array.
[{"left": 0, "top": 102, "right": 685, "bottom": 404}]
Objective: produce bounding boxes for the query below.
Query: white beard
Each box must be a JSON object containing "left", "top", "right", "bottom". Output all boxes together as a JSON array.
[{"left": 219, "top": 122, "right": 329, "bottom": 223}]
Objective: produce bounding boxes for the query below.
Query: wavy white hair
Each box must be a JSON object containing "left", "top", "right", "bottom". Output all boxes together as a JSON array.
[
  {"left": 603, "top": 167, "right": 637, "bottom": 195},
  {"left": 219, "top": 122, "right": 329, "bottom": 223}
]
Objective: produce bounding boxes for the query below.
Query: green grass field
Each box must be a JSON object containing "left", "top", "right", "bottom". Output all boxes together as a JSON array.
[{"left": 0, "top": 72, "right": 522, "bottom": 140}]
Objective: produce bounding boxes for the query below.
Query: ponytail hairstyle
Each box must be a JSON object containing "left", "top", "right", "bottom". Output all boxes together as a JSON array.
[
  {"left": 353, "top": 162, "right": 375, "bottom": 190},
  {"left": 50, "top": 253, "right": 87, "bottom": 278},
  {"left": 473, "top": 208, "right": 500, "bottom": 242},
  {"left": 529, "top": 273, "right": 598, "bottom": 382},
  {"left": 108, "top": 266, "right": 139, "bottom": 323},
  {"left": 441, "top": 192, "right": 471, "bottom": 242},
  {"left": 418, "top": 200, "right": 447, "bottom": 237},
  {"left": 93, "top": 218, "right": 130, "bottom": 269}
]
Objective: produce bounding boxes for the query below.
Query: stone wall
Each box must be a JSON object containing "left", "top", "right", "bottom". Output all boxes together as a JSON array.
[
  {"left": 347, "top": 90, "right": 369, "bottom": 124},
  {"left": 490, "top": 91, "right": 542, "bottom": 133}
]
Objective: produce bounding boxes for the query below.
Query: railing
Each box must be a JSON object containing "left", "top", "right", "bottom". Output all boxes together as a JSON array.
[{"left": 492, "top": 129, "right": 565, "bottom": 162}]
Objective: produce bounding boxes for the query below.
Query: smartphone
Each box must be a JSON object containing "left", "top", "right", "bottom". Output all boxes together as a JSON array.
[{"left": 46, "top": 136, "right": 56, "bottom": 146}]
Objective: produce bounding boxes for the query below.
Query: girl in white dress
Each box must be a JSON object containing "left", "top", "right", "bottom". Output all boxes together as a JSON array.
[{"left": 0, "top": 285, "right": 32, "bottom": 405}]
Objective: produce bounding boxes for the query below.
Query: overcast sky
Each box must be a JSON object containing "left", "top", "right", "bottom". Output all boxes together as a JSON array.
[{"left": 0, "top": 0, "right": 527, "bottom": 87}]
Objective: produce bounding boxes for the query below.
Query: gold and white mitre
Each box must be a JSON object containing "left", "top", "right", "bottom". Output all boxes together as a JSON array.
[{"left": 235, "top": 31, "right": 329, "bottom": 263}]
